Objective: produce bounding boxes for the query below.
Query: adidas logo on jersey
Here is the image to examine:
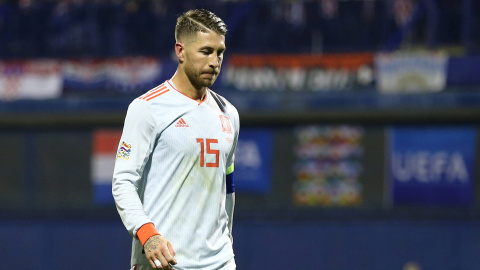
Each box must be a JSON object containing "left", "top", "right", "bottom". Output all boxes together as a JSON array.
[{"left": 175, "top": 118, "right": 189, "bottom": 127}]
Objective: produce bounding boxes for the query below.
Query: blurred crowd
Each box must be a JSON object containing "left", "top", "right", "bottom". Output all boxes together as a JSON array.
[{"left": 0, "top": 0, "right": 475, "bottom": 59}]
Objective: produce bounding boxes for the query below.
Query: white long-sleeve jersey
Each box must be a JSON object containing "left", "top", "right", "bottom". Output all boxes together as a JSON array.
[{"left": 112, "top": 80, "right": 239, "bottom": 270}]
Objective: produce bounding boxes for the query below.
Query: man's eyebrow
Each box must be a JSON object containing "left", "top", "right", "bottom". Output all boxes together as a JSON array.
[{"left": 199, "top": 46, "right": 226, "bottom": 51}]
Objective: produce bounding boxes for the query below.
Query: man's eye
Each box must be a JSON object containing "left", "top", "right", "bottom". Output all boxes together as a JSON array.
[{"left": 201, "top": 51, "right": 209, "bottom": 55}]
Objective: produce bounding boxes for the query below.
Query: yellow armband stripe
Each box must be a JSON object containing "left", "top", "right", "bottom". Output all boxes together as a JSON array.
[{"left": 226, "top": 164, "right": 234, "bottom": 175}]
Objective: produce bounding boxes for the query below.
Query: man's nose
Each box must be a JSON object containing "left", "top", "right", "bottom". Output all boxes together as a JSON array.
[{"left": 209, "top": 55, "right": 220, "bottom": 68}]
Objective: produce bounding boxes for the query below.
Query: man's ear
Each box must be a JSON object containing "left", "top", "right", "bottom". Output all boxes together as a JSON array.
[{"left": 175, "top": 42, "right": 185, "bottom": 63}]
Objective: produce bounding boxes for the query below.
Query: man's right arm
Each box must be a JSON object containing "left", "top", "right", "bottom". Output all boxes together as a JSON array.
[
  {"left": 112, "top": 98, "right": 157, "bottom": 238},
  {"left": 112, "top": 98, "right": 177, "bottom": 269}
]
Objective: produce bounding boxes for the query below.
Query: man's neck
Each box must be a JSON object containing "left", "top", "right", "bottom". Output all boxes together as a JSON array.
[{"left": 171, "top": 71, "right": 206, "bottom": 101}]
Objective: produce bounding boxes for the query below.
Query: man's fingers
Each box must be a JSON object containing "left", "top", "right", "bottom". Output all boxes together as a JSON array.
[
  {"left": 144, "top": 236, "right": 176, "bottom": 268},
  {"left": 167, "top": 242, "right": 177, "bottom": 262},
  {"left": 148, "top": 258, "right": 160, "bottom": 269},
  {"left": 149, "top": 255, "right": 172, "bottom": 269},
  {"left": 160, "top": 244, "right": 176, "bottom": 267},
  {"left": 154, "top": 259, "right": 163, "bottom": 269}
]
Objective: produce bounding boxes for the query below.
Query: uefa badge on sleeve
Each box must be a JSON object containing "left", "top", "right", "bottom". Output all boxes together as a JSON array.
[{"left": 117, "top": 141, "right": 132, "bottom": 160}]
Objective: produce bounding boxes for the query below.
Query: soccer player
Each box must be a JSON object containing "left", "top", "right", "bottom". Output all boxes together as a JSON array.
[{"left": 112, "top": 9, "right": 239, "bottom": 270}]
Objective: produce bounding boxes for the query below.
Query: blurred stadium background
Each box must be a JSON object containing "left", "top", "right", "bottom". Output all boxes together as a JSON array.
[{"left": 1, "top": 0, "right": 480, "bottom": 269}]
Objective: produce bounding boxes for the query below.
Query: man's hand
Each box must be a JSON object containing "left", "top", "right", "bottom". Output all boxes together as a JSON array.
[{"left": 144, "top": 235, "right": 177, "bottom": 269}]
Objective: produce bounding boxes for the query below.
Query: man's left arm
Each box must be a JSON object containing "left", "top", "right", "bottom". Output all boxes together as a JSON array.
[
  {"left": 225, "top": 108, "right": 239, "bottom": 243},
  {"left": 223, "top": 99, "right": 240, "bottom": 244}
]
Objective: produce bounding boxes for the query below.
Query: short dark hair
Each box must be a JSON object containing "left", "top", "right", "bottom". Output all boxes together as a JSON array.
[{"left": 175, "top": 9, "right": 227, "bottom": 42}]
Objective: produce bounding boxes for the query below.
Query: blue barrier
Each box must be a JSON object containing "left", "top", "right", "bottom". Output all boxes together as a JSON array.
[{"left": 2, "top": 219, "right": 480, "bottom": 270}]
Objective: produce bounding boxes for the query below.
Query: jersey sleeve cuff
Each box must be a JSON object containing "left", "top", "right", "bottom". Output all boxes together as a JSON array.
[{"left": 136, "top": 223, "right": 161, "bottom": 246}]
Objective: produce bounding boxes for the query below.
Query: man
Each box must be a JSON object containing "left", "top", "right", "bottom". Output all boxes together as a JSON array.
[{"left": 112, "top": 9, "right": 239, "bottom": 270}]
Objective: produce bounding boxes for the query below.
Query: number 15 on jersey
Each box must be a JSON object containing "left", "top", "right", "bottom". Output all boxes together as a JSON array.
[{"left": 196, "top": 138, "right": 219, "bottom": 168}]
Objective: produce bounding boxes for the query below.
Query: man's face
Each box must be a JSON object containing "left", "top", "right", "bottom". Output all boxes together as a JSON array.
[{"left": 182, "top": 31, "right": 226, "bottom": 89}]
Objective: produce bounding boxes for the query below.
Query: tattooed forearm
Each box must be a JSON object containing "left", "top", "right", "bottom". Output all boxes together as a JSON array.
[{"left": 145, "top": 236, "right": 161, "bottom": 252}]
